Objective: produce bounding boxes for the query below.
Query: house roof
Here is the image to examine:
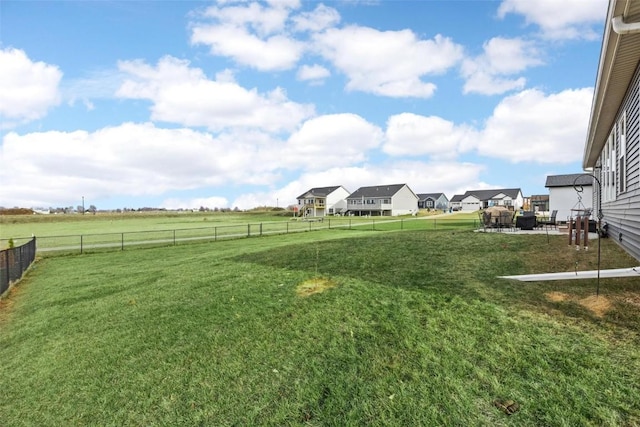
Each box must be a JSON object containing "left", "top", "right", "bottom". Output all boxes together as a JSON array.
[
  {"left": 296, "top": 186, "right": 344, "bottom": 199},
  {"left": 450, "top": 194, "right": 464, "bottom": 202},
  {"left": 416, "top": 193, "right": 446, "bottom": 201},
  {"left": 545, "top": 174, "right": 593, "bottom": 188},
  {"left": 584, "top": 0, "right": 640, "bottom": 168},
  {"left": 462, "top": 188, "right": 522, "bottom": 201},
  {"left": 347, "top": 184, "right": 411, "bottom": 199}
]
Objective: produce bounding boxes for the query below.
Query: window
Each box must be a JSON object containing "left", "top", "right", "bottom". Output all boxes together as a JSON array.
[{"left": 618, "top": 111, "right": 627, "bottom": 194}]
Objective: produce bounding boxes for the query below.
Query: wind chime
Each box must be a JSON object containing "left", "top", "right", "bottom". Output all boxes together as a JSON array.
[{"left": 568, "top": 188, "right": 591, "bottom": 250}]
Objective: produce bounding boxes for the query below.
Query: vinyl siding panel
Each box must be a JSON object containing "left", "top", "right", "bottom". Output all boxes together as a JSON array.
[{"left": 597, "top": 59, "right": 640, "bottom": 261}]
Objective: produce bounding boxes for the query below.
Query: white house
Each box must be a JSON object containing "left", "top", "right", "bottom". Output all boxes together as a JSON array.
[
  {"left": 545, "top": 174, "right": 593, "bottom": 224},
  {"left": 583, "top": 0, "right": 640, "bottom": 261},
  {"left": 296, "top": 186, "right": 350, "bottom": 217},
  {"left": 346, "top": 184, "right": 418, "bottom": 216},
  {"left": 457, "top": 189, "right": 524, "bottom": 212}
]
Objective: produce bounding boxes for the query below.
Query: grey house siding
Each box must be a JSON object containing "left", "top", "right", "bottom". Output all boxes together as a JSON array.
[{"left": 596, "top": 57, "right": 640, "bottom": 260}]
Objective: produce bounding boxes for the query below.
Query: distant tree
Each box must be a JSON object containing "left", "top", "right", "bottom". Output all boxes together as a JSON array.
[
  {"left": 88, "top": 205, "right": 97, "bottom": 214},
  {"left": 77, "top": 205, "right": 85, "bottom": 214}
]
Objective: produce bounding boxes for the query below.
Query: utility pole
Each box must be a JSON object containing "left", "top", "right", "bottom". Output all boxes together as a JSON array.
[{"left": 82, "top": 196, "right": 85, "bottom": 215}]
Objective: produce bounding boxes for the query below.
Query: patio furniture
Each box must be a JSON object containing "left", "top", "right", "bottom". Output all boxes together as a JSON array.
[
  {"left": 498, "top": 210, "right": 515, "bottom": 231},
  {"left": 516, "top": 215, "right": 536, "bottom": 230},
  {"left": 537, "top": 210, "right": 558, "bottom": 229}
]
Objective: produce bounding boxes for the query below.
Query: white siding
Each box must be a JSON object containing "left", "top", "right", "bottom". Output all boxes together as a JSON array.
[
  {"left": 391, "top": 185, "right": 418, "bottom": 216},
  {"left": 549, "top": 186, "right": 593, "bottom": 224}
]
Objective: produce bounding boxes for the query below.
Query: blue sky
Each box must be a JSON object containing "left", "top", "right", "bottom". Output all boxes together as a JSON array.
[{"left": 0, "top": 0, "right": 609, "bottom": 210}]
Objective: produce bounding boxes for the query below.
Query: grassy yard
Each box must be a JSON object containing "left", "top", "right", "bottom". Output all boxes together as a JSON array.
[
  {"left": 1, "top": 228, "right": 639, "bottom": 426},
  {"left": 0, "top": 211, "right": 478, "bottom": 251}
]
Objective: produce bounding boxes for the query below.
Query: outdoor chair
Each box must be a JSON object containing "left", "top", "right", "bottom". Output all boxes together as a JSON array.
[
  {"left": 498, "top": 210, "right": 515, "bottom": 231},
  {"left": 538, "top": 210, "right": 558, "bottom": 229}
]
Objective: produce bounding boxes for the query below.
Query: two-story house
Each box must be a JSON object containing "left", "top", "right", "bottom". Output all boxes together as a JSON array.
[
  {"left": 346, "top": 184, "right": 418, "bottom": 216},
  {"left": 296, "top": 186, "right": 350, "bottom": 217}
]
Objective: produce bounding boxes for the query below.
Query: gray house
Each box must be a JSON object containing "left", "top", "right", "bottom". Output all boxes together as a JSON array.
[
  {"left": 346, "top": 184, "right": 418, "bottom": 216},
  {"left": 417, "top": 193, "right": 449, "bottom": 210},
  {"left": 545, "top": 174, "right": 593, "bottom": 224},
  {"left": 583, "top": 0, "right": 640, "bottom": 261}
]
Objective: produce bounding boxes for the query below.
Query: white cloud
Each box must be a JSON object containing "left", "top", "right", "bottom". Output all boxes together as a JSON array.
[
  {"left": 284, "top": 113, "right": 383, "bottom": 170},
  {"left": 161, "top": 196, "right": 229, "bottom": 210},
  {"left": 497, "top": 0, "right": 608, "bottom": 40},
  {"left": 191, "top": 1, "right": 306, "bottom": 71},
  {"left": 384, "top": 113, "right": 477, "bottom": 158},
  {"left": 292, "top": 3, "right": 340, "bottom": 32},
  {"left": 191, "top": 24, "right": 305, "bottom": 71},
  {"left": 314, "top": 27, "right": 463, "bottom": 97},
  {"left": 116, "top": 56, "right": 314, "bottom": 132},
  {"left": 477, "top": 88, "right": 593, "bottom": 163},
  {"left": 0, "top": 48, "right": 62, "bottom": 126},
  {"left": 462, "top": 37, "right": 543, "bottom": 95},
  {"left": 0, "top": 123, "right": 284, "bottom": 208},
  {"left": 234, "top": 161, "right": 486, "bottom": 210},
  {"left": 202, "top": 2, "right": 293, "bottom": 36},
  {"left": 296, "top": 64, "right": 330, "bottom": 83}
]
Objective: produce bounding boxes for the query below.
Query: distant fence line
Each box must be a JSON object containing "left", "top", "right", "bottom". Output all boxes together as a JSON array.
[
  {"left": 1, "top": 237, "right": 37, "bottom": 297},
  {"left": 1, "top": 217, "right": 479, "bottom": 256}
]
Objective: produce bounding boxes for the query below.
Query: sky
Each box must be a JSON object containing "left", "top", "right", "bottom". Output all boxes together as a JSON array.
[{"left": 0, "top": 0, "right": 610, "bottom": 211}]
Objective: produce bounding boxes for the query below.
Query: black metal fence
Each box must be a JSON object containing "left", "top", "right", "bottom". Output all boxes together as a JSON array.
[
  {"left": 1, "top": 237, "right": 37, "bottom": 297},
  {"left": 1, "top": 217, "right": 479, "bottom": 256}
]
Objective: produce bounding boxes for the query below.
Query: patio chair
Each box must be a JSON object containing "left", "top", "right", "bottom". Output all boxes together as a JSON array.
[
  {"left": 498, "top": 210, "right": 515, "bottom": 231},
  {"left": 538, "top": 210, "right": 558, "bottom": 229}
]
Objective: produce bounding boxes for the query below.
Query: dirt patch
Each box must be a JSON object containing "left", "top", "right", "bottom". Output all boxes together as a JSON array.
[
  {"left": 579, "top": 295, "right": 612, "bottom": 317},
  {"left": 545, "top": 291, "right": 612, "bottom": 317},
  {"left": 545, "top": 291, "right": 570, "bottom": 302},
  {"left": 296, "top": 277, "right": 337, "bottom": 297}
]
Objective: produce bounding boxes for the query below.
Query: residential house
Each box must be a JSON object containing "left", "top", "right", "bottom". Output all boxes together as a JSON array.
[
  {"left": 417, "top": 193, "right": 449, "bottom": 210},
  {"left": 583, "top": 0, "right": 640, "bottom": 261},
  {"left": 296, "top": 186, "right": 350, "bottom": 217},
  {"left": 545, "top": 174, "right": 593, "bottom": 224},
  {"left": 457, "top": 189, "right": 524, "bottom": 211},
  {"left": 529, "top": 194, "right": 549, "bottom": 212},
  {"left": 449, "top": 194, "right": 464, "bottom": 211},
  {"left": 346, "top": 184, "right": 418, "bottom": 216}
]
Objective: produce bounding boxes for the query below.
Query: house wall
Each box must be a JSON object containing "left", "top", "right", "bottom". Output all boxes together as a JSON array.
[
  {"left": 435, "top": 195, "right": 449, "bottom": 210},
  {"left": 391, "top": 185, "right": 418, "bottom": 216},
  {"left": 595, "top": 57, "right": 640, "bottom": 261},
  {"left": 461, "top": 196, "right": 481, "bottom": 211},
  {"left": 327, "top": 187, "right": 350, "bottom": 215},
  {"left": 549, "top": 186, "right": 593, "bottom": 224}
]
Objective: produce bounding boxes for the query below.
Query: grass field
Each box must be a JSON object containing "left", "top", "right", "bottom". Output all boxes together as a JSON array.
[
  {"left": 0, "top": 211, "right": 479, "bottom": 252},
  {"left": 1, "top": 221, "right": 639, "bottom": 425}
]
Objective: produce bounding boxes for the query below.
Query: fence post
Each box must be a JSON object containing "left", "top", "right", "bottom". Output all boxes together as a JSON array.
[
  {"left": 260, "top": 223, "right": 263, "bottom": 236},
  {"left": 401, "top": 219, "right": 403, "bottom": 230},
  {"left": 372, "top": 219, "right": 375, "bottom": 231},
  {"left": 4, "top": 247, "right": 10, "bottom": 289},
  {"left": 122, "top": 233, "right": 125, "bottom": 251},
  {"left": 173, "top": 230, "right": 176, "bottom": 246},
  {"left": 215, "top": 227, "right": 217, "bottom": 241},
  {"left": 287, "top": 222, "right": 289, "bottom": 234},
  {"left": 80, "top": 235, "right": 83, "bottom": 254},
  {"left": 247, "top": 224, "right": 251, "bottom": 237}
]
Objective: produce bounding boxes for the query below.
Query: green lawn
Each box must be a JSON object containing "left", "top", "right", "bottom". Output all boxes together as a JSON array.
[
  {"left": 1, "top": 228, "right": 639, "bottom": 426},
  {"left": 0, "top": 211, "right": 478, "bottom": 251}
]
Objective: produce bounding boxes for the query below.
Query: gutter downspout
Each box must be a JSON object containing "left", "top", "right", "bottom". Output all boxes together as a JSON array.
[{"left": 612, "top": 16, "right": 640, "bottom": 34}]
